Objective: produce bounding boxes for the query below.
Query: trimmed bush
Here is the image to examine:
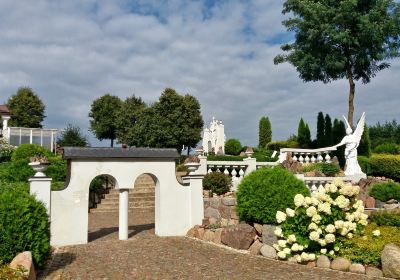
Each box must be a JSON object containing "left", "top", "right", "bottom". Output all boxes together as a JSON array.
[
  {"left": 11, "top": 144, "right": 52, "bottom": 162},
  {"left": 207, "top": 155, "right": 243, "bottom": 161},
  {"left": 203, "top": 172, "right": 231, "bottom": 195},
  {"left": 252, "top": 148, "right": 279, "bottom": 162},
  {"left": 0, "top": 183, "right": 50, "bottom": 268},
  {"left": 369, "top": 154, "right": 400, "bottom": 181},
  {"left": 369, "top": 210, "right": 400, "bottom": 227},
  {"left": 373, "top": 143, "right": 400, "bottom": 154},
  {"left": 236, "top": 167, "right": 309, "bottom": 224},
  {"left": 224, "top": 139, "right": 242, "bottom": 156},
  {"left": 358, "top": 156, "right": 371, "bottom": 175},
  {"left": 0, "top": 138, "right": 15, "bottom": 162},
  {"left": 301, "top": 162, "right": 340, "bottom": 176},
  {"left": 0, "top": 265, "right": 25, "bottom": 280},
  {"left": 369, "top": 181, "right": 400, "bottom": 202},
  {"left": 266, "top": 140, "right": 299, "bottom": 151}
]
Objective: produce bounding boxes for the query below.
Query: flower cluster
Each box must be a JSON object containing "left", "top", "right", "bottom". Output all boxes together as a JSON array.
[{"left": 273, "top": 179, "right": 367, "bottom": 262}]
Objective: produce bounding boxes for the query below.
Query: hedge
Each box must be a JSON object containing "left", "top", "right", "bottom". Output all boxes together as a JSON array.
[{"left": 369, "top": 154, "right": 400, "bottom": 182}]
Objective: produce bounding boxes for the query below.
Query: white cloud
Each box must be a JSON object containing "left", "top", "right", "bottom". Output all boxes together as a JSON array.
[{"left": 0, "top": 0, "right": 398, "bottom": 147}]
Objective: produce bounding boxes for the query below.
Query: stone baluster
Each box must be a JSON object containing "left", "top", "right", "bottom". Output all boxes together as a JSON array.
[
  {"left": 317, "top": 153, "right": 323, "bottom": 162},
  {"left": 216, "top": 165, "right": 222, "bottom": 172},
  {"left": 310, "top": 153, "right": 316, "bottom": 163},
  {"left": 292, "top": 153, "right": 298, "bottom": 162},
  {"left": 239, "top": 167, "right": 245, "bottom": 178},
  {"left": 324, "top": 153, "right": 331, "bottom": 163},
  {"left": 223, "top": 167, "right": 230, "bottom": 175},
  {"left": 299, "top": 153, "right": 304, "bottom": 163},
  {"left": 304, "top": 153, "right": 310, "bottom": 163},
  {"left": 231, "top": 167, "right": 237, "bottom": 178},
  {"left": 311, "top": 181, "right": 318, "bottom": 194}
]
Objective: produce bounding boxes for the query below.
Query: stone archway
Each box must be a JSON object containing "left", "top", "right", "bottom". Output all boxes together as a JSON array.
[{"left": 131, "top": 174, "right": 156, "bottom": 225}]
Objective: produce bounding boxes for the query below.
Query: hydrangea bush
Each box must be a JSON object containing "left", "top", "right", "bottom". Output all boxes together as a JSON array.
[{"left": 273, "top": 179, "right": 368, "bottom": 262}]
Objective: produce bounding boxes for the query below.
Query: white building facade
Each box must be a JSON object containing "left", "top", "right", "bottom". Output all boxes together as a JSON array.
[{"left": 202, "top": 117, "right": 226, "bottom": 155}]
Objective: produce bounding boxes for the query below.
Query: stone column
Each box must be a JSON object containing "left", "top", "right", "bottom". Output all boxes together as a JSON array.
[
  {"left": 243, "top": 157, "right": 257, "bottom": 175},
  {"left": 119, "top": 188, "right": 129, "bottom": 240},
  {"left": 29, "top": 177, "right": 52, "bottom": 216},
  {"left": 1, "top": 115, "right": 10, "bottom": 139}
]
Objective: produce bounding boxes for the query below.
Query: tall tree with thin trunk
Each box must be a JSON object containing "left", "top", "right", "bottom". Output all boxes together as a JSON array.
[
  {"left": 274, "top": 0, "right": 400, "bottom": 127},
  {"left": 89, "top": 94, "right": 122, "bottom": 147},
  {"left": 258, "top": 116, "right": 272, "bottom": 149}
]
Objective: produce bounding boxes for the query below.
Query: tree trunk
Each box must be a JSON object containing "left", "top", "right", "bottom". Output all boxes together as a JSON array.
[
  {"left": 347, "top": 67, "right": 355, "bottom": 128},
  {"left": 111, "top": 138, "right": 114, "bottom": 148}
]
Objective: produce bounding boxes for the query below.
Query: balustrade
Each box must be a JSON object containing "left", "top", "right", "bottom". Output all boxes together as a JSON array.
[{"left": 279, "top": 147, "right": 337, "bottom": 164}]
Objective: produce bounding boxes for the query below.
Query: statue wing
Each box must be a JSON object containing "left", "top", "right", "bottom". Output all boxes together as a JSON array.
[{"left": 353, "top": 112, "right": 366, "bottom": 144}]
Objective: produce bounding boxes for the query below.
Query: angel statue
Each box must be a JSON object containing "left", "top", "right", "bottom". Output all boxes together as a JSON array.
[{"left": 334, "top": 112, "right": 366, "bottom": 177}]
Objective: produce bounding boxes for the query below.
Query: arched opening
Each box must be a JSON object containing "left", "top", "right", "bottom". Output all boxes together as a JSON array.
[
  {"left": 87, "top": 174, "right": 120, "bottom": 242},
  {"left": 129, "top": 173, "right": 157, "bottom": 234}
]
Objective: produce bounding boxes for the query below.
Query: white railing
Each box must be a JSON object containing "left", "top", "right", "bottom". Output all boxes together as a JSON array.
[
  {"left": 279, "top": 147, "right": 337, "bottom": 163},
  {"left": 296, "top": 174, "right": 352, "bottom": 194}
]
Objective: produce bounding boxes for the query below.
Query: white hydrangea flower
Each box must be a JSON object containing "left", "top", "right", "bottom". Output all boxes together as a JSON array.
[
  {"left": 286, "top": 208, "right": 295, "bottom": 217},
  {"left": 306, "top": 206, "right": 317, "bottom": 217},
  {"left": 295, "top": 254, "right": 302, "bottom": 263},
  {"left": 277, "top": 251, "right": 287, "bottom": 259},
  {"left": 311, "top": 197, "right": 319, "bottom": 206},
  {"left": 312, "top": 214, "right": 322, "bottom": 224},
  {"left": 334, "top": 195, "right": 350, "bottom": 209},
  {"left": 335, "top": 220, "right": 344, "bottom": 229},
  {"left": 273, "top": 244, "right": 281, "bottom": 251},
  {"left": 373, "top": 230, "right": 381, "bottom": 237},
  {"left": 320, "top": 248, "right": 327, "bottom": 254},
  {"left": 274, "top": 227, "right": 283, "bottom": 237},
  {"left": 297, "top": 245, "right": 304, "bottom": 251},
  {"left": 318, "top": 185, "right": 326, "bottom": 194},
  {"left": 318, "top": 239, "right": 327, "bottom": 247},
  {"left": 347, "top": 233, "right": 353, "bottom": 239},
  {"left": 308, "top": 253, "right": 316, "bottom": 261},
  {"left": 348, "top": 222, "right": 357, "bottom": 231},
  {"left": 332, "top": 178, "right": 344, "bottom": 187},
  {"left": 308, "top": 222, "right": 318, "bottom": 231},
  {"left": 276, "top": 211, "right": 287, "bottom": 224},
  {"left": 304, "top": 197, "right": 312, "bottom": 206},
  {"left": 345, "top": 213, "right": 355, "bottom": 222},
  {"left": 329, "top": 250, "right": 335, "bottom": 255},
  {"left": 291, "top": 243, "right": 300, "bottom": 251},
  {"left": 325, "top": 224, "right": 335, "bottom": 233},
  {"left": 318, "top": 202, "right": 332, "bottom": 214},
  {"left": 325, "top": 233, "right": 335, "bottom": 243},
  {"left": 309, "top": 231, "right": 320, "bottom": 241},
  {"left": 294, "top": 194, "right": 305, "bottom": 207},
  {"left": 300, "top": 252, "right": 309, "bottom": 261},
  {"left": 283, "top": 248, "right": 291, "bottom": 255},
  {"left": 359, "top": 219, "right": 368, "bottom": 226},
  {"left": 340, "top": 228, "right": 349, "bottom": 236},
  {"left": 334, "top": 246, "right": 340, "bottom": 251},
  {"left": 278, "top": 240, "right": 287, "bottom": 248},
  {"left": 288, "top": 234, "right": 297, "bottom": 243},
  {"left": 329, "top": 184, "right": 338, "bottom": 193},
  {"left": 317, "top": 228, "right": 323, "bottom": 234}
]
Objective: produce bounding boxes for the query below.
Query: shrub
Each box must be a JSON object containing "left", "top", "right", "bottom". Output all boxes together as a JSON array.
[
  {"left": 369, "top": 154, "right": 400, "bottom": 181},
  {"left": 0, "top": 138, "right": 15, "bottom": 162},
  {"left": 301, "top": 163, "right": 341, "bottom": 177},
  {"left": 252, "top": 148, "right": 279, "bottom": 162},
  {"left": 339, "top": 223, "right": 400, "bottom": 265},
  {"left": 369, "top": 210, "right": 400, "bottom": 227},
  {"left": 207, "top": 155, "right": 243, "bottom": 161},
  {"left": 0, "top": 265, "right": 25, "bottom": 280},
  {"left": 369, "top": 181, "right": 400, "bottom": 202},
  {"left": 358, "top": 156, "right": 371, "bottom": 175},
  {"left": 373, "top": 143, "right": 400, "bottom": 154},
  {"left": 267, "top": 140, "right": 299, "bottom": 151},
  {"left": 236, "top": 167, "right": 309, "bottom": 224},
  {"left": 224, "top": 139, "right": 242, "bottom": 156},
  {"left": 274, "top": 179, "right": 368, "bottom": 262},
  {"left": 46, "top": 156, "right": 67, "bottom": 182},
  {"left": 0, "top": 184, "right": 50, "bottom": 268},
  {"left": 11, "top": 144, "right": 52, "bottom": 162},
  {"left": 176, "top": 164, "right": 188, "bottom": 172},
  {"left": 203, "top": 172, "right": 231, "bottom": 195}
]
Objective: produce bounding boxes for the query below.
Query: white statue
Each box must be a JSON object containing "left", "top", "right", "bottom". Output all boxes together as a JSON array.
[
  {"left": 334, "top": 112, "right": 366, "bottom": 176},
  {"left": 202, "top": 117, "right": 226, "bottom": 155}
]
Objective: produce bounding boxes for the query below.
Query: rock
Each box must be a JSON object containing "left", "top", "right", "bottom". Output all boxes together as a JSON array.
[
  {"left": 365, "top": 196, "right": 375, "bottom": 208},
  {"left": 213, "top": 228, "right": 223, "bottom": 244},
  {"left": 253, "top": 223, "right": 263, "bottom": 235},
  {"left": 209, "top": 197, "right": 221, "bottom": 208},
  {"left": 260, "top": 244, "right": 277, "bottom": 259},
  {"left": 316, "top": 255, "right": 330, "bottom": 269},
  {"left": 10, "top": 251, "right": 36, "bottom": 280},
  {"left": 203, "top": 230, "right": 215, "bottom": 242},
  {"left": 331, "top": 257, "right": 351, "bottom": 272},
  {"left": 202, "top": 218, "right": 210, "bottom": 227},
  {"left": 249, "top": 240, "right": 263, "bottom": 255},
  {"left": 209, "top": 217, "right": 218, "bottom": 225},
  {"left": 230, "top": 207, "right": 239, "bottom": 220},
  {"left": 383, "top": 203, "right": 400, "bottom": 209},
  {"left": 387, "top": 199, "right": 398, "bottom": 204},
  {"left": 331, "top": 156, "right": 340, "bottom": 166},
  {"left": 204, "top": 207, "right": 221, "bottom": 219},
  {"left": 306, "top": 261, "right": 316, "bottom": 268},
  {"left": 262, "top": 224, "right": 277, "bottom": 246},
  {"left": 366, "top": 267, "right": 383, "bottom": 278},
  {"left": 381, "top": 243, "right": 400, "bottom": 278},
  {"left": 281, "top": 159, "right": 301, "bottom": 173},
  {"left": 221, "top": 224, "right": 257, "bottom": 250},
  {"left": 220, "top": 218, "right": 229, "bottom": 227},
  {"left": 218, "top": 205, "right": 231, "bottom": 219},
  {"left": 349, "top": 263, "right": 365, "bottom": 274},
  {"left": 222, "top": 197, "right": 236, "bottom": 206},
  {"left": 197, "top": 227, "right": 205, "bottom": 239}
]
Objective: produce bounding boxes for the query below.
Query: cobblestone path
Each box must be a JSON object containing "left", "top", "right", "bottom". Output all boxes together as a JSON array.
[{"left": 40, "top": 212, "right": 376, "bottom": 280}]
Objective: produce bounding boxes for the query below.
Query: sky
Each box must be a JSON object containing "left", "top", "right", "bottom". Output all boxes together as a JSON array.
[{"left": 0, "top": 0, "right": 399, "bottom": 147}]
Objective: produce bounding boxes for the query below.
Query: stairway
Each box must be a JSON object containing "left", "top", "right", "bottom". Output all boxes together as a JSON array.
[{"left": 90, "top": 174, "right": 155, "bottom": 213}]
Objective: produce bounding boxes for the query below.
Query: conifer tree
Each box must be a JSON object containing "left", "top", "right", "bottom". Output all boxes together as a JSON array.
[
  {"left": 258, "top": 116, "right": 272, "bottom": 149},
  {"left": 316, "top": 112, "right": 325, "bottom": 148},
  {"left": 324, "top": 114, "right": 333, "bottom": 146}
]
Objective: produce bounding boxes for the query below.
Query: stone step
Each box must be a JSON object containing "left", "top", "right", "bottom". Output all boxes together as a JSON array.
[
  {"left": 108, "top": 187, "right": 155, "bottom": 194},
  {"left": 104, "top": 192, "right": 154, "bottom": 199},
  {"left": 95, "top": 201, "right": 155, "bottom": 209},
  {"left": 100, "top": 196, "right": 154, "bottom": 204},
  {"left": 90, "top": 207, "right": 155, "bottom": 213}
]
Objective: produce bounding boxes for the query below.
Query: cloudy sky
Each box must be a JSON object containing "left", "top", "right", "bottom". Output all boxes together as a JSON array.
[{"left": 0, "top": 0, "right": 399, "bottom": 147}]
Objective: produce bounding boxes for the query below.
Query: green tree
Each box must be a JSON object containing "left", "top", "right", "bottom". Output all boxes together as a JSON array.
[
  {"left": 258, "top": 116, "right": 272, "bottom": 148},
  {"left": 57, "top": 124, "right": 89, "bottom": 147},
  {"left": 274, "top": 0, "right": 400, "bottom": 127},
  {"left": 297, "top": 118, "right": 311, "bottom": 148},
  {"left": 324, "top": 114, "right": 333, "bottom": 147},
  {"left": 125, "top": 88, "right": 203, "bottom": 153},
  {"left": 115, "top": 95, "right": 146, "bottom": 145},
  {"left": 316, "top": 112, "right": 325, "bottom": 148},
  {"left": 359, "top": 124, "right": 372, "bottom": 157},
  {"left": 89, "top": 94, "right": 122, "bottom": 147},
  {"left": 225, "top": 139, "right": 242, "bottom": 155},
  {"left": 332, "top": 119, "right": 346, "bottom": 167},
  {"left": 7, "top": 87, "right": 45, "bottom": 128}
]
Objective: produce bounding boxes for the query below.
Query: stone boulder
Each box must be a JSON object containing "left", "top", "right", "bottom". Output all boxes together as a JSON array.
[
  {"left": 10, "top": 251, "right": 36, "bottom": 280},
  {"left": 262, "top": 224, "right": 277, "bottom": 246},
  {"left": 222, "top": 197, "right": 236, "bottom": 206},
  {"left": 249, "top": 240, "right": 263, "bottom": 255},
  {"left": 253, "top": 223, "right": 263, "bottom": 236},
  {"left": 381, "top": 243, "right": 400, "bottom": 278},
  {"left": 330, "top": 257, "right": 351, "bottom": 272},
  {"left": 349, "top": 263, "right": 365, "bottom": 274},
  {"left": 203, "top": 230, "right": 215, "bottom": 242},
  {"left": 221, "top": 224, "right": 257, "bottom": 250},
  {"left": 213, "top": 228, "right": 223, "bottom": 244},
  {"left": 366, "top": 267, "right": 383, "bottom": 278},
  {"left": 260, "top": 245, "right": 277, "bottom": 259},
  {"left": 204, "top": 207, "right": 221, "bottom": 220},
  {"left": 316, "top": 255, "right": 330, "bottom": 269}
]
